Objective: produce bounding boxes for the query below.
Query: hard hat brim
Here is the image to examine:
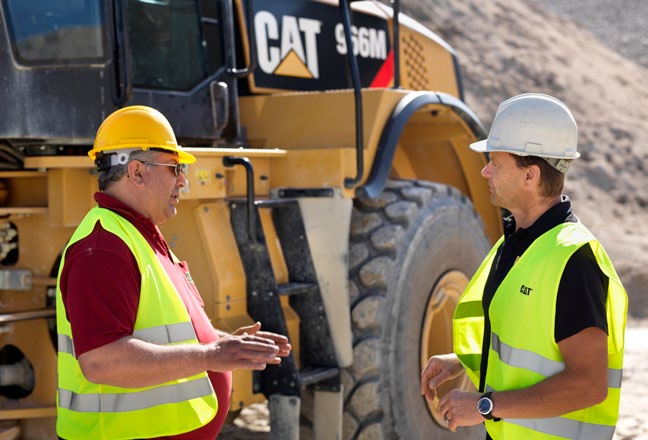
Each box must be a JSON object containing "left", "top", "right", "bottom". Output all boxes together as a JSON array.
[
  {"left": 88, "top": 144, "right": 197, "bottom": 164},
  {"left": 469, "top": 139, "right": 580, "bottom": 159},
  {"left": 469, "top": 139, "right": 489, "bottom": 153},
  {"left": 172, "top": 148, "right": 196, "bottom": 164}
]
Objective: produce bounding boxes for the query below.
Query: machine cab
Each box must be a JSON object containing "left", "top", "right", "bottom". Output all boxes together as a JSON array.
[{"left": 0, "top": 0, "right": 234, "bottom": 154}]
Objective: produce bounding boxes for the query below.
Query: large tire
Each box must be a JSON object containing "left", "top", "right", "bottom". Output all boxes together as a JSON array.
[{"left": 343, "top": 180, "right": 491, "bottom": 440}]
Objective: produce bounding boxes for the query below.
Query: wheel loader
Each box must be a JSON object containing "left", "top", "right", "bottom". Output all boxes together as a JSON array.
[{"left": 0, "top": 0, "right": 502, "bottom": 438}]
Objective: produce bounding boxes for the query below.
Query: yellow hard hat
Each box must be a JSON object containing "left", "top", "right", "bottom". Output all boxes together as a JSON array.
[{"left": 88, "top": 105, "right": 196, "bottom": 165}]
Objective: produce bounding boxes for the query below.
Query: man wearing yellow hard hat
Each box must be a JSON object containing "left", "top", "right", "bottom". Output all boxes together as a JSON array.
[
  {"left": 421, "top": 94, "right": 627, "bottom": 440},
  {"left": 56, "top": 106, "right": 292, "bottom": 439}
]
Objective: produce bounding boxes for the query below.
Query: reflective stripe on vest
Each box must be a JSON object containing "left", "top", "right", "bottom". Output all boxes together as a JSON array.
[
  {"left": 507, "top": 416, "right": 616, "bottom": 440},
  {"left": 133, "top": 321, "right": 197, "bottom": 345},
  {"left": 59, "top": 376, "right": 213, "bottom": 413},
  {"left": 58, "top": 333, "right": 76, "bottom": 357},
  {"left": 57, "top": 321, "right": 197, "bottom": 357},
  {"left": 491, "top": 332, "right": 623, "bottom": 388}
]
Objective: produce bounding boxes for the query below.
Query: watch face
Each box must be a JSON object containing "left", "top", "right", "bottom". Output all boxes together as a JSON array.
[{"left": 478, "top": 397, "right": 493, "bottom": 415}]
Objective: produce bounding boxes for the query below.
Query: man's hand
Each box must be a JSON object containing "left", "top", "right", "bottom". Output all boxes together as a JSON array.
[
  {"left": 233, "top": 321, "right": 292, "bottom": 358},
  {"left": 205, "top": 331, "right": 282, "bottom": 372},
  {"left": 420, "top": 353, "right": 464, "bottom": 401},
  {"left": 437, "top": 389, "right": 484, "bottom": 432},
  {"left": 205, "top": 322, "right": 293, "bottom": 372}
]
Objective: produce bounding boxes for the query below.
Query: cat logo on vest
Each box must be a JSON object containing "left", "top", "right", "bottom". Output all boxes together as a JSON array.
[{"left": 519, "top": 285, "right": 533, "bottom": 296}]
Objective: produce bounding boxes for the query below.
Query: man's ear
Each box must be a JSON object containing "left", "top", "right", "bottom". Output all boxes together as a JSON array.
[
  {"left": 524, "top": 164, "right": 541, "bottom": 187},
  {"left": 126, "top": 160, "right": 146, "bottom": 185}
]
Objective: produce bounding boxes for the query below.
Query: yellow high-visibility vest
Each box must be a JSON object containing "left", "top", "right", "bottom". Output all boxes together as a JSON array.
[
  {"left": 454, "top": 222, "right": 627, "bottom": 439},
  {"left": 56, "top": 207, "right": 217, "bottom": 440}
]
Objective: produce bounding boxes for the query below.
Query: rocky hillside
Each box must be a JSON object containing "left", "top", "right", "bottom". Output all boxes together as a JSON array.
[
  {"left": 401, "top": 0, "right": 648, "bottom": 321},
  {"left": 532, "top": 0, "right": 648, "bottom": 68}
]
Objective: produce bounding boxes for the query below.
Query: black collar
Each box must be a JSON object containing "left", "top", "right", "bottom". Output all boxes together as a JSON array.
[{"left": 504, "top": 195, "right": 576, "bottom": 240}]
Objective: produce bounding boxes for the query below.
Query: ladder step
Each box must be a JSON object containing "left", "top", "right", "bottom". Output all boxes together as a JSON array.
[
  {"left": 277, "top": 282, "right": 318, "bottom": 297},
  {"left": 255, "top": 198, "right": 297, "bottom": 209},
  {"left": 299, "top": 367, "right": 340, "bottom": 387}
]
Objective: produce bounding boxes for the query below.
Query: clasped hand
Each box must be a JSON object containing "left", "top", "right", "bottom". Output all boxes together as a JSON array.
[{"left": 420, "top": 353, "right": 483, "bottom": 432}]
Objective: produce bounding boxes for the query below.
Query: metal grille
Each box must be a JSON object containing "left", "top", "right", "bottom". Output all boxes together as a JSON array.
[{"left": 403, "top": 34, "right": 429, "bottom": 90}]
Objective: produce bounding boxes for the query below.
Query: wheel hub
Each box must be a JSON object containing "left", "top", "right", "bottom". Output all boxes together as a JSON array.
[{"left": 420, "top": 270, "right": 475, "bottom": 426}]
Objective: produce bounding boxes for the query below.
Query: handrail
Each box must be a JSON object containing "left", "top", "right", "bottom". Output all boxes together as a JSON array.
[
  {"left": 340, "top": 0, "right": 365, "bottom": 189},
  {"left": 223, "top": 156, "right": 256, "bottom": 243},
  {"left": 392, "top": 0, "right": 401, "bottom": 88},
  {"left": 228, "top": 0, "right": 258, "bottom": 78},
  {"left": 110, "top": 0, "right": 133, "bottom": 106}
]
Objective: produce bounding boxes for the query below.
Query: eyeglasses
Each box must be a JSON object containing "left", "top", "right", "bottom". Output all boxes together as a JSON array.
[{"left": 139, "top": 161, "right": 188, "bottom": 176}]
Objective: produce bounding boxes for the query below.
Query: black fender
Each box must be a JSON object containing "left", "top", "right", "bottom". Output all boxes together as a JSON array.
[{"left": 357, "top": 91, "right": 487, "bottom": 198}]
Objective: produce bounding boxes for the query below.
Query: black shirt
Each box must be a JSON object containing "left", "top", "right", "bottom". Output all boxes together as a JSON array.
[{"left": 478, "top": 196, "right": 608, "bottom": 393}]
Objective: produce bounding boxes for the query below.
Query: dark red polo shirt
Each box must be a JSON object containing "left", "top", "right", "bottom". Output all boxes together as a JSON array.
[{"left": 59, "top": 192, "right": 231, "bottom": 439}]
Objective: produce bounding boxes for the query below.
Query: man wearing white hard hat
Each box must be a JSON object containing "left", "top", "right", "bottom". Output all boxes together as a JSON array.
[{"left": 421, "top": 94, "right": 627, "bottom": 440}]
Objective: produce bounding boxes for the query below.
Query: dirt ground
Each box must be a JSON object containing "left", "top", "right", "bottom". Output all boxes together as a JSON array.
[{"left": 614, "top": 325, "right": 648, "bottom": 440}]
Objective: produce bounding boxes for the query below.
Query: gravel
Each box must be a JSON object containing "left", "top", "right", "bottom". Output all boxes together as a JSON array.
[{"left": 530, "top": 0, "right": 648, "bottom": 67}]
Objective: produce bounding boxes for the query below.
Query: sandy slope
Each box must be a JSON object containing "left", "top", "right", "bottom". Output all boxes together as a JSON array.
[{"left": 531, "top": 0, "right": 648, "bottom": 69}]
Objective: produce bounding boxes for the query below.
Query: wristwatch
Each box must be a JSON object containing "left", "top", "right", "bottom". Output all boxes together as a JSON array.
[{"left": 477, "top": 392, "right": 496, "bottom": 420}]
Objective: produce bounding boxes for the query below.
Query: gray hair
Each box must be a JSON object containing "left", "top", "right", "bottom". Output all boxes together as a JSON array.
[{"left": 97, "top": 149, "right": 160, "bottom": 191}]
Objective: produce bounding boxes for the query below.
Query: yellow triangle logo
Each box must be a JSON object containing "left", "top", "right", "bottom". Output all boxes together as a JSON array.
[{"left": 274, "top": 50, "right": 314, "bottom": 79}]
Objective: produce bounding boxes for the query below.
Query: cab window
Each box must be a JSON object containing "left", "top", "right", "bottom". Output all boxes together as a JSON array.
[
  {"left": 3, "top": 0, "right": 106, "bottom": 64},
  {"left": 127, "top": 0, "right": 208, "bottom": 90}
]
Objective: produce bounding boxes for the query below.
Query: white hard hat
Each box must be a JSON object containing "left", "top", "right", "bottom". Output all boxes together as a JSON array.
[{"left": 470, "top": 93, "right": 579, "bottom": 173}]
